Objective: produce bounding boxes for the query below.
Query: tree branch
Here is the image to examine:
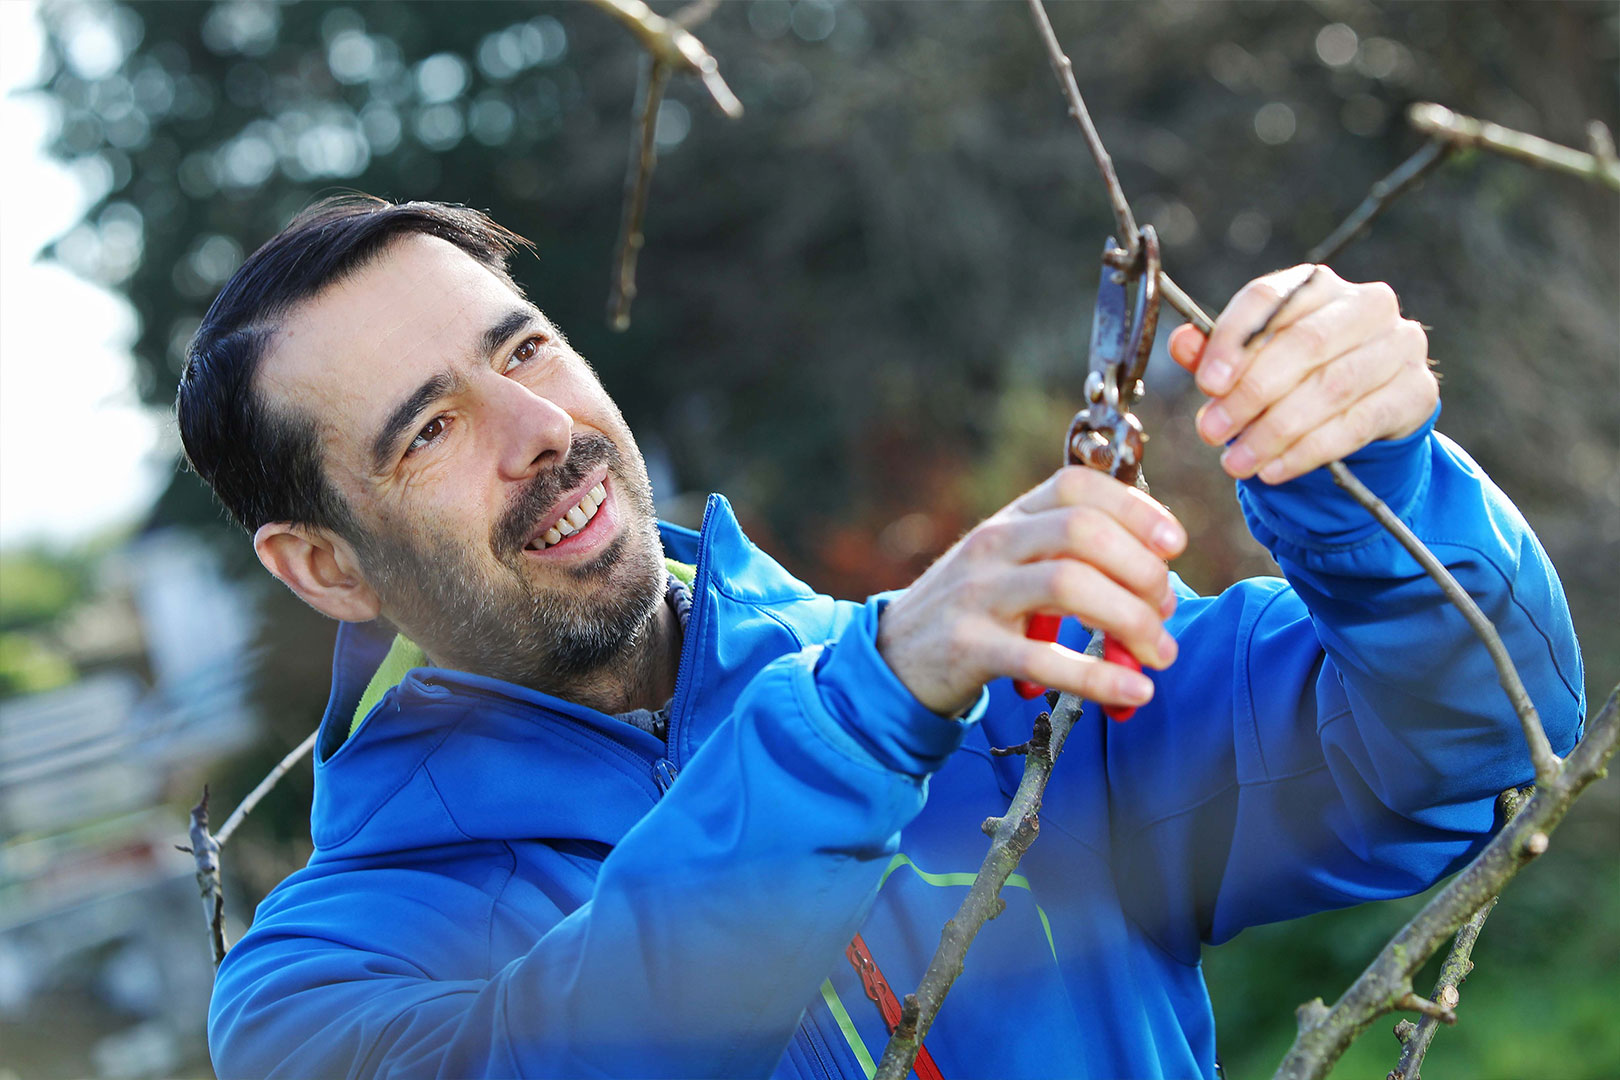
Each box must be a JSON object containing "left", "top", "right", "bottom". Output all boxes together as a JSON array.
[
  {"left": 875, "top": 687, "right": 1088, "bottom": 1080},
  {"left": 216, "top": 727, "right": 320, "bottom": 847},
  {"left": 607, "top": 57, "right": 672, "bottom": 332},
  {"left": 1408, "top": 103, "right": 1620, "bottom": 190},
  {"left": 1308, "top": 139, "right": 1453, "bottom": 266},
  {"left": 176, "top": 787, "right": 228, "bottom": 966},
  {"left": 1025, "top": 0, "right": 1139, "bottom": 260},
  {"left": 180, "top": 729, "right": 319, "bottom": 967},
  {"left": 1275, "top": 685, "right": 1617, "bottom": 1080},
  {"left": 588, "top": 0, "right": 743, "bottom": 330},
  {"left": 1388, "top": 787, "right": 1531, "bottom": 1080}
]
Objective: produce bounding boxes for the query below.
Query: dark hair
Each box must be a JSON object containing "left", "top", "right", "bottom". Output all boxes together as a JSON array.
[{"left": 176, "top": 194, "right": 534, "bottom": 535}]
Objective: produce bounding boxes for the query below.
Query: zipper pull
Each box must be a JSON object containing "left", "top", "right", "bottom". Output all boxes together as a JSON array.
[{"left": 653, "top": 757, "right": 679, "bottom": 793}]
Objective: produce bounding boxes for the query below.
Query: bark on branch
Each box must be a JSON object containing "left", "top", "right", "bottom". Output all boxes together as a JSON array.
[
  {"left": 180, "top": 729, "right": 319, "bottom": 968},
  {"left": 1408, "top": 103, "right": 1620, "bottom": 190},
  {"left": 589, "top": 0, "right": 742, "bottom": 330},
  {"left": 1275, "top": 687, "right": 1618, "bottom": 1080},
  {"left": 874, "top": 685, "right": 1089, "bottom": 1080}
]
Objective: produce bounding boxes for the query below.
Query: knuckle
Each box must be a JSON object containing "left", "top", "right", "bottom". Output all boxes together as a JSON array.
[
  {"left": 1362, "top": 280, "right": 1400, "bottom": 319},
  {"left": 1054, "top": 465, "right": 1092, "bottom": 504},
  {"left": 963, "top": 523, "right": 1005, "bottom": 561},
  {"left": 1397, "top": 319, "right": 1429, "bottom": 360},
  {"left": 1066, "top": 507, "right": 1104, "bottom": 552},
  {"left": 1288, "top": 316, "right": 1328, "bottom": 358},
  {"left": 1319, "top": 360, "right": 1359, "bottom": 404},
  {"left": 1048, "top": 560, "right": 1090, "bottom": 608}
]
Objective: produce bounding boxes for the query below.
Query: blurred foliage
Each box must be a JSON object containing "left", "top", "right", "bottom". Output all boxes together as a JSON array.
[
  {"left": 27, "top": 0, "right": 1620, "bottom": 1076},
  {"left": 0, "top": 630, "right": 78, "bottom": 698},
  {"left": 0, "top": 546, "right": 94, "bottom": 631}
]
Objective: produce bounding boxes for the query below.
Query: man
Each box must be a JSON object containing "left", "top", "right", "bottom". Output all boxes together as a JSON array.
[{"left": 185, "top": 196, "right": 1581, "bottom": 1079}]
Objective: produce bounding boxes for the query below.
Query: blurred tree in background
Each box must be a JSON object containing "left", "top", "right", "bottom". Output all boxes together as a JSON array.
[{"left": 25, "top": 1, "right": 1618, "bottom": 1076}]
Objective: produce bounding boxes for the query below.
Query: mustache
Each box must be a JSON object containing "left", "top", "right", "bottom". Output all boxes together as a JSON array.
[{"left": 492, "top": 433, "right": 618, "bottom": 557}]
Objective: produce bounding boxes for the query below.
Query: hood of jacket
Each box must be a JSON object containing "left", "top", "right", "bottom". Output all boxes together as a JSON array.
[{"left": 306, "top": 494, "right": 850, "bottom": 861}]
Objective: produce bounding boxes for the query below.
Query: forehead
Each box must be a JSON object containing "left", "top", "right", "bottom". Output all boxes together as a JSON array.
[{"left": 255, "top": 233, "right": 522, "bottom": 459}]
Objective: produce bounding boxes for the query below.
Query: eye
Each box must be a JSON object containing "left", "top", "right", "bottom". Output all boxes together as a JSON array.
[
  {"left": 502, "top": 335, "right": 547, "bottom": 374},
  {"left": 407, "top": 415, "right": 450, "bottom": 455}
]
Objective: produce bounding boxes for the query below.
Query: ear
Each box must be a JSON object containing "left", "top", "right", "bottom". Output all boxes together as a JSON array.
[{"left": 254, "top": 522, "right": 381, "bottom": 623}]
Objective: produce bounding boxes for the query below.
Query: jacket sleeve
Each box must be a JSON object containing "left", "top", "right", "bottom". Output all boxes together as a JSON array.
[
  {"left": 1104, "top": 409, "right": 1584, "bottom": 961},
  {"left": 208, "top": 599, "right": 976, "bottom": 1079}
]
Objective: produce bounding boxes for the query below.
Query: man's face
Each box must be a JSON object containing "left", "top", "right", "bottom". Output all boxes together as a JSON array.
[{"left": 256, "top": 234, "right": 668, "bottom": 693}]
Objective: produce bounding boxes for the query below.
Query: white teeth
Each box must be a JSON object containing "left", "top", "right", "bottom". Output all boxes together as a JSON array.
[{"left": 533, "top": 482, "right": 608, "bottom": 549}]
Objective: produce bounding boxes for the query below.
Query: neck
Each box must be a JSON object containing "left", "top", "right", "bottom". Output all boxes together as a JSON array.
[{"left": 566, "top": 596, "right": 682, "bottom": 715}]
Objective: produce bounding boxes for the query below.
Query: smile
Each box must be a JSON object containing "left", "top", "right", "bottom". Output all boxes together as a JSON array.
[{"left": 525, "top": 479, "right": 609, "bottom": 552}]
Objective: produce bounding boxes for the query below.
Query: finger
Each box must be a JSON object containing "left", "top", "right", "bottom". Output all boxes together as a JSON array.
[
  {"left": 1017, "top": 467, "right": 1187, "bottom": 557},
  {"left": 994, "top": 559, "right": 1176, "bottom": 669},
  {"left": 997, "top": 505, "right": 1173, "bottom": 610},
  {"left": 1197, "top": 291, "right": 1380, "bottom": 447},
  {"left": 1005, "top": 636, "right": 1156, "bottom": 708},
  {"left": 1168, "top": 324, "right": 1207, "bottom": 372},
  {"left": 1252, "top": 363, "right": 1430, "bottom": 484},
  {"left": 1217, "top": 328, "right": 1409, "bottom": 479},
  {"left": 1198, "top": 264, "right": 1339, "bottom": 398}
]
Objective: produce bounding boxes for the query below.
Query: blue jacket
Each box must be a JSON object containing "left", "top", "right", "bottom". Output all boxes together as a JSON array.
[{"left": 209, "top": 414, "right": 1583, "bottom": 1079}]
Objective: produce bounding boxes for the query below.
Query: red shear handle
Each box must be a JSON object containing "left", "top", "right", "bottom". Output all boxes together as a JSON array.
[
  {"left": 1014, "top": 616, "right": 1143, "bottom": 722},
  {"left": 1101, "top": 634, "right": 1142, "bottom": 722},
  {"left": 1012, "top": 614, "right": 1063, "bottom": 699}
]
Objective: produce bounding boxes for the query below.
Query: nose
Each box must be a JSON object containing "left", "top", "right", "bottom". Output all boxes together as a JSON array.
[{"left": 485, "top": 375, "right": 573, "bottom": 482}]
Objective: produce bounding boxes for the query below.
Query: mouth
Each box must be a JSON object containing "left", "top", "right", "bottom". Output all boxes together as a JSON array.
[{"left": 523, "top": 470, "right": 613, "bottom": 555}]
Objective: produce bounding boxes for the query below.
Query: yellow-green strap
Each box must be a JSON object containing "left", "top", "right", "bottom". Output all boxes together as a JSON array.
[{"left": 819, "top": 979, "right": 878, "bottom": 1079}]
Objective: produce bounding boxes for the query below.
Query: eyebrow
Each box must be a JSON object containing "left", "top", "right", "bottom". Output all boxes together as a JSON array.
[{"left": 368, "top": 307, "right": 542, "bottom": 472}]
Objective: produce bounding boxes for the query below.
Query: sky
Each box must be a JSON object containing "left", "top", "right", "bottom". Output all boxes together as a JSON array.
[{"left": 0, "top": 1, "right": 167, "bottom": 549}]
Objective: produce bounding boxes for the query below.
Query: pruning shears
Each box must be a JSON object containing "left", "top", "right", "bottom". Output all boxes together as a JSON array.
[{"left": 1013, "top": 227, "right": 1161, "bottom": 720}]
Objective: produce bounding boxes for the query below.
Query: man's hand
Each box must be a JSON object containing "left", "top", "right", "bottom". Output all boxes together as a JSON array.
[
  {"left": 1168, "top": 265, "right": 1438, "bottom": 484},
  {"left": 877, "top": 468, "right": 1187, "bottom": 717}
]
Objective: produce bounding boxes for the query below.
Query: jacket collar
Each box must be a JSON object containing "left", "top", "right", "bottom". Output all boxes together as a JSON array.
[{"left": 307, "top": 495, "right": 816, "bottom": 857}]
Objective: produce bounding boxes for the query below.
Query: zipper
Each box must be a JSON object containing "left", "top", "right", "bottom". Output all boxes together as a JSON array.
[
  {"left": 652, "top": 757, "right": 679, "bottom": 794},
  {"left": 663, "top": 495, "right": 719, "bottom": 770},
  {"left": 796, "top": 1019, "right": 838, "bottom": 1080},
  {"left": 845, "top": 934, "right": 945, "bottom": 1080}
]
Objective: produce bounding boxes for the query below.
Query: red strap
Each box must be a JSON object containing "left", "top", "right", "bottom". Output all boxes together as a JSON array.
[{"left": 845, "top": 934, "right": 945, "bottom": 1080}]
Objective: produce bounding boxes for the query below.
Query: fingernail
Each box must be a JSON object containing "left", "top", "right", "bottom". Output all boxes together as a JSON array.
[
  {"left": 1258, "top": 459, "right": 1287, "bottom": 483},
  {"left": 1201, "top": 359, "right": 1233, "bottom": 393},
  {"left": 1156, "top": 629, "right": 1178, "bottom": 666},
  {"left": 1221, "top": 443, "right": 1256, "bottom": 475},
  {"left": 1123, "top": 674, "right": 1154, "bottom": 704},
  {"left": 1152, "top": 521, "right": 1183, "bottom": 555},
  {"left": 1159, "top": 590, "right": 1178, "bottom": 618},
  {"left": 1201, "top": 404, "right": 1232, "bottom": 442}
]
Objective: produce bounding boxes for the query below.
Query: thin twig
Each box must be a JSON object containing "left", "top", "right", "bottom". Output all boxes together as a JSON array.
[
  {"left": 1409, "top": 103, "right": 1620, "bottom": 190},
  {"left": 177, "top": 787, "right": 228, "bottom": 966},
  {"left": 608, "top": 57, "right": 672, "bottom": 332},
  {"left": 1275, "top": 685, "right": 1618, "bottom": 1080},
  {"left": 1389, "top": 787, "right": 1532, "bottom": 1080},
  {"left": 875, "top": 686, "right": 1088, "bottom": 1080},
  {"left": 1243, "top": 266, "right": 1322, "bottom": 348},
  {"left": 586, "top": 0, "right": 742, "bottom": 118},
  {"left": 1328, "top": 463, "right": 1562, "bottom": 785},
  {"left": 589, "top": 0, "right": 743, "bottom": 330},
  {"left": 1308, "top": 139, "right": 1453, "bottom": 266},
  {"left": 180, "top": 729, "right": 319, "bottom": 967},
  {"left": 1025, "top": 0, "right": 1139, "bottom": 260},
  {"left": 216, "top": 728, "right": 320, "bottom": 847}
]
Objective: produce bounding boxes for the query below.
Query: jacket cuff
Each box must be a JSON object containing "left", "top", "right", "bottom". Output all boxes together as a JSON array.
[
  {"left": 808, "top": 595, "right": 981, "bottom": 778},
  {"left": 1237, "top": 402, "right": 1441, "bottom": 553}
]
